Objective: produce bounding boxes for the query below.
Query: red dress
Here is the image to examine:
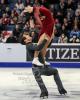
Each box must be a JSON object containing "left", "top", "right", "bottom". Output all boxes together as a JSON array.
[{"left": 34, "top": 6, "right": 54, "bottom": 38}]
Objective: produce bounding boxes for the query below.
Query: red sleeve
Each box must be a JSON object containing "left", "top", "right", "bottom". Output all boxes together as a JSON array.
[{"left": 34, "top": 7, "right": 43, "bottom": 28}]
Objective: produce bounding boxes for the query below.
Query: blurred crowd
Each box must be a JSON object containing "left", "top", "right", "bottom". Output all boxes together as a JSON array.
[{"left": 0, "top": 0, "right": 80, "bottom": 43}]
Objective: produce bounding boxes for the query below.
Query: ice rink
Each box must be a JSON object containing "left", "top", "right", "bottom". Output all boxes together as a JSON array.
[{"left": 0, "top": 68, "right": 80, "bottom": 100}]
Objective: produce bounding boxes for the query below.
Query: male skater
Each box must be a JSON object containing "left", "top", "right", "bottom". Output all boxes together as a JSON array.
[{"left": 20, "top": 33, "right": 67, "bottom": 99}]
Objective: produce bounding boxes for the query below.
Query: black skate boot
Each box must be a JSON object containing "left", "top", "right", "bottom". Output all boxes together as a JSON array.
[
  {"left": 40, "top": 91, "right": 48, "bottom": 99},
  {"left": 58, "top": 88, "right": 67, "bottom": 95}
]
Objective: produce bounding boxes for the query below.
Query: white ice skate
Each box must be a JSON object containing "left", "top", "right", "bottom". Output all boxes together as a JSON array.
[{"left": 32, "top": 57, "right": 44, "bottom": 66}]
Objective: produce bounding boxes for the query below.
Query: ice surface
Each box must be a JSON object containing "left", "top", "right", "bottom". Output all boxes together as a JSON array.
[{"left": 0, "top": 68, "right": 80, "bottom": 100}]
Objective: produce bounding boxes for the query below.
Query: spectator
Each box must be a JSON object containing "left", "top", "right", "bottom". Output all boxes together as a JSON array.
[
  {"left": 55, "top": 18, "right": 62, "bottom": 36},
  {"left": 5, "top": 6, "right": 11, "bottom": 16},
  {"left": 0, "top": 7, "right": 3, "bottom": 18},
  {"left": 66, "top": 9, "right": 74, "bottom": 30},
  {"left": 34, "top": 0, "right": 40, "bottom": 6},
  {"left": 56, "top": 11, "right": 64, "bottom": 24},
  {"left": 6, "top": 34, "right": 18, "bottom": 43},
  {"left": 57, "top": 0, "right": 67, "bottom": 17},
  {"left": 25, "top": 0, "right": 30, "bottom": 6},
  {"left": 0, "top": 18, "right": 4, "bottom": 31},
  {"left": 67, "top": 0, "right": 76, "bottom": 10},
  {"left": 58, "top": 33, "right": 68, "bottom": 43},
  {"left": 69, "top": 35, "right": 80, "bottom": 43},
  {"left": 75, "top": 3, "right": 80, "bottom": 17},
  {"left": 61, "top": 25, "right": 68, "bottom": 36},
  {"left": 15, "top": 0, "right": 24, "bottom": 13},
  {"left": 0, "top": 0, "right": 9, "bottom": 4},
  {"left": 30, "top": 0, "right": 35, "bottom": 6},
  {"left": 0, "top": 31, "right": 10, "bottom": 43},
  {"left": 0, "top": 0, "right": 80, "bottom": 43},
  {"left": 55, "top": 18, "right": 61, "bottom": 28},
  {"left": 10, "top": 8, "right": 18, "bottom": 24},
  {"left": 13, "top": 24, "right": 21, "bottom": 39},
  {"left": 70, "top": 25, "right": 80, "bottom": 38},
  {"left": 75, "top": 3, "right": 80, "bottom": 29},
  {"left": 63, "top": 18, "right": 69, "bottom": 29},
  {"left": 62, "top": 17, "right": 72, "bottom": 36},
  {"left": 11, "top": 7, "right": 18, "bottom": 17},
  {"left": 2, "top": 13, "right": 10, "bottom": 25}
]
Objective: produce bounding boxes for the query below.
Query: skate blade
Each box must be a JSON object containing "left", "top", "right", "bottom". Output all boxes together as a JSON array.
[
  {"left": 60, "top": 93, "right": 67, "bottom": 96},
  {"left": 60, "top": 93, "right": 68, "bottom": 97},
  {"left": 40, "top": 96, "right": 48, "bottom": 99}
]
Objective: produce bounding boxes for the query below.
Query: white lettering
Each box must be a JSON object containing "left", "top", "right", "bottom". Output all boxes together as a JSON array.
[
  {"left": 56, "top": 48, "right": 61, "bottom": 59},
  {"left": 48, "top": 48, "right": 55, "bottom": 59},
  {"left": 61, "top": 48, "right": 70, "bottom": 59},
  {"left": 71, "top": 48, "right": 79, "bottom": 59}
]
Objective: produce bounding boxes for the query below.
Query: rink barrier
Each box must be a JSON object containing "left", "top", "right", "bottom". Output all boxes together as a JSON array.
[{"left": 0, "top": 43, "right": 80, "bottom": 68}]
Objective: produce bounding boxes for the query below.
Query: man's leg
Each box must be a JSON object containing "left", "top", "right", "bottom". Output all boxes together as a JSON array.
[
  {"left": 32, "top": 65, "right": 48, "bottom": 98},
  {"left": 40, "top": 65, "right": 67, "bottom": 95},
  {"left": 53, "top": 68, "right": 67, "bottom": 94}
]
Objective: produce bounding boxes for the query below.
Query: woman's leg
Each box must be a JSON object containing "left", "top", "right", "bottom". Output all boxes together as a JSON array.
[
  {"left": 33, "top": 33, "right": 46, "bottom": 58},
  {"left": 32, "top": 33, "right": 48, "bottom": 66},
  {"left": 40, "top": 33, "right": 54, "bottom": 65},
  {"left": 32, "top": 33, "right": 54, "bottom": 66},
  {"left": 32, "top": 26, "right": 55, "bottom": 66}
]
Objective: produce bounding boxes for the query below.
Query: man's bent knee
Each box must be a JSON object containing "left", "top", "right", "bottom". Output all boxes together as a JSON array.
[{"left": 53, "top": 69, "right": 58, "bottom": 75}]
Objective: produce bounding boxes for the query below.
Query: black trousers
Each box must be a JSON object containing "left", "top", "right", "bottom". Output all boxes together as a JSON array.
[{"left": 32, "top": 65, "right": 64, "bottom": 93}]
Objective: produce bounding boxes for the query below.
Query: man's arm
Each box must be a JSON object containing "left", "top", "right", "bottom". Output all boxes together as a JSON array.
[{"left": 26, "top": 39, "right": 47, "bottom": 51}]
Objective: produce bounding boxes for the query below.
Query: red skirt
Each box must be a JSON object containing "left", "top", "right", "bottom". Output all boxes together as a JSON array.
[{"left": 39, "top": 20, "right": 54, "bottom": 39}]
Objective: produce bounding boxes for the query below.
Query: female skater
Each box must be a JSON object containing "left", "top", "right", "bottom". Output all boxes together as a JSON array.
[{"left": 23, "top": 5, "right": 55, "bottom": 66}]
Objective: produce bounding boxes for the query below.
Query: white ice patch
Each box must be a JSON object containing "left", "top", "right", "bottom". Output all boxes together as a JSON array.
[{"left": 0, "top": 68, "right": 80, "bottom": 100}]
